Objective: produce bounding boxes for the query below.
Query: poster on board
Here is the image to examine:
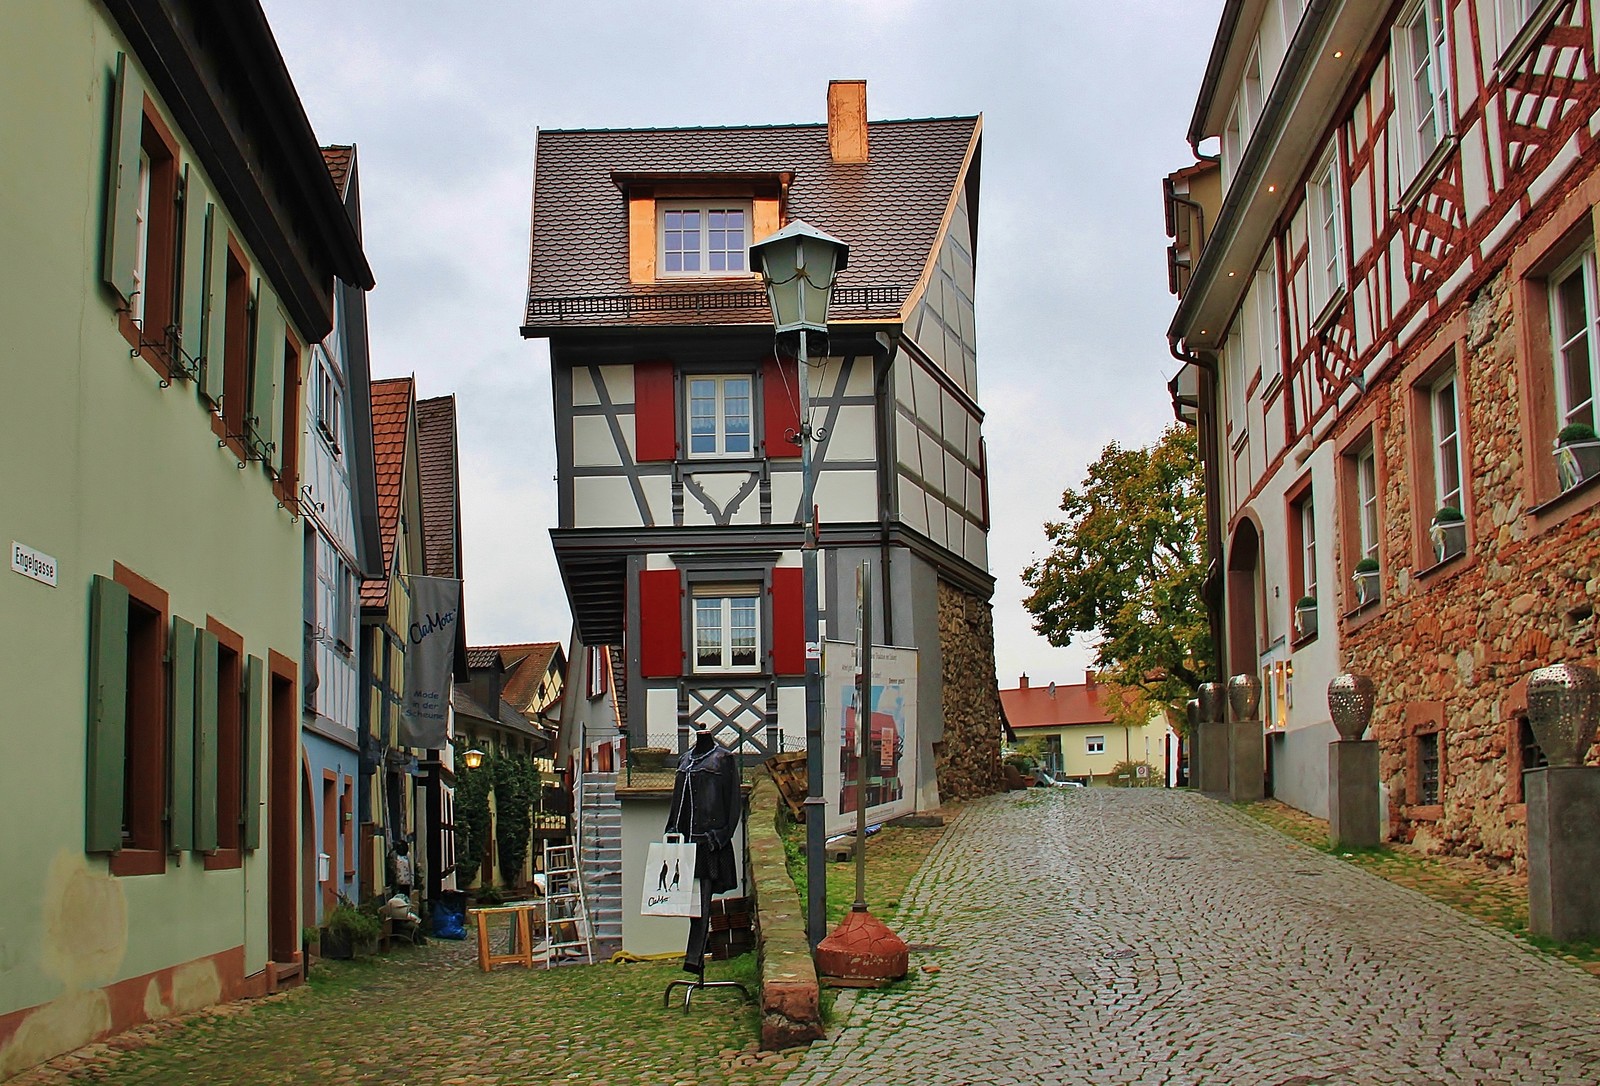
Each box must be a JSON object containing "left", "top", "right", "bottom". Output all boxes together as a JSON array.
[{"left": 822, "top": 641, "right": 918, "bottom": 837}]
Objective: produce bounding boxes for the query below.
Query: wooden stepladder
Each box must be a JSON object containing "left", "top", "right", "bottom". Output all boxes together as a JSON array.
[{"left": 542, "top": 843, "right": 594, "bottom": 966}]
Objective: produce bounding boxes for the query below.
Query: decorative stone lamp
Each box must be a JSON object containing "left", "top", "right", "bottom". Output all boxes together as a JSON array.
[
  {"left": 1327, "top": 674, "right": 1377, "bottom": 741},
  {"left": 1226, "top": 674, "right": 1265, "bottom": 803},
  {"left": 1524, "top": 663, "right": 1600, "bottom": 941},
  {"left": 1326, "top": 674, "right": 1379, "bottom": 847},
  {"left": 1196, "top": 682, "right": 1229, "bottom": 793}
]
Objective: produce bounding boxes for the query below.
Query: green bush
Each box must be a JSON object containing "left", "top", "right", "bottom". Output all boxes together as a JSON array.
[
  {"left": 326, "top": 900, "right": 381, "bottom": 945},
  {"left": 1354, "top": 557, "right": 1380, "bottom": 573},
  {"left": 1106, "top": 760, "right": 1162, "bottom": 788},
  {"left": 1433, "top": 505, "right": 1464, "bottom": 523},
  {"left": 1558, "top": 422, "right": 1598, "bottom": 444}
]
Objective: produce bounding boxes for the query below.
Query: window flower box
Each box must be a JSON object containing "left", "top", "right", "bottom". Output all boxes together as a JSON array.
[
  {"left": 1429, "top": 507, "right": 1466, "bottom": 563},
  {"left": 1555, "top": 425, "right": 1600, "bottom": 491},
  {"left": 1294, "top": 597, "right": 1318, "bottom": 640},
  {"left": 1352, "top": 559, "right": 1380, "bottom": 606}
]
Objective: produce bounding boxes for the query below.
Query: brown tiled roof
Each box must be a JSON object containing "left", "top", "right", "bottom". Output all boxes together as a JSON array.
[
  {"left": 362, "top": 377, "right": 413, "bottom": 609},
  {"left": 523, "top": 116, "right": 978, "bottom": 331},
  {"left": 466, "top": 648, "right": 502, "bottom": 671},
  {"left": 999, "top": 679, "right": 1115, "bottom": 730},
  {"left": 414, "top": 395, "right": 461, "bottom": 579},
  {"left": 321, "top": 145, "right": 354, "bottom": 199},
  {"left": 476, "top": 642, "right": 562, "bottom": 711}
]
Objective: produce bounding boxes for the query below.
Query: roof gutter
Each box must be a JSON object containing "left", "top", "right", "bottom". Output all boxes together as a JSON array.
[
  {"left": 1186, "top": 0, "right": 1250, "bottom": 148},
  {"left": 1168, "top": 0, "right": 1340, "bottom": 346}
]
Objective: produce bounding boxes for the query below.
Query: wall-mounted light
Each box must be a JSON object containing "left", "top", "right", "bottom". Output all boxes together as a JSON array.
[{"left": 462, "top": 748, "right": 486, "bottom": 770}]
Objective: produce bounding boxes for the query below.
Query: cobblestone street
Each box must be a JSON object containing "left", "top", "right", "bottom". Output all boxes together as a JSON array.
[{"left": 786, "top": 789, "right": 1600, "bottom": 1086}]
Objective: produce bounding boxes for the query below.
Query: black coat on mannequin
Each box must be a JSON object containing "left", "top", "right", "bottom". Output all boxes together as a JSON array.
[{"left": 664, "top": 729, "right": 743, "bottom": 973}]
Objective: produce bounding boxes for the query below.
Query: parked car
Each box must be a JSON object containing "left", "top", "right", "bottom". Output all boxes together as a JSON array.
[{"left": 1031, "top": 766, "right": 1086, "bottom": 789}]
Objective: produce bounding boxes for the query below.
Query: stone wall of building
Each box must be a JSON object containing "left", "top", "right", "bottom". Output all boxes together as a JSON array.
[
  {"left": 936, "top": 580, "right": 1005, "bottom": 800},
  {"left": 1339, "top": 238, "right": 1600, "bottom": 871}
]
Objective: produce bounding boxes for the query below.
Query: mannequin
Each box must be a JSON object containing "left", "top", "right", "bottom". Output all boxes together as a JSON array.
[{"left": 664, "top": 727, "right": 742, "bottom": 975}]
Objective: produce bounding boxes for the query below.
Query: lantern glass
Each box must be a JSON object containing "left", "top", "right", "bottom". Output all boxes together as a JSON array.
[
  {"left": 750, "top": 220, "right": 849, "bottom": 336},
  {"left": 463, "top": 748, "right": 486, "bottom": 770}
]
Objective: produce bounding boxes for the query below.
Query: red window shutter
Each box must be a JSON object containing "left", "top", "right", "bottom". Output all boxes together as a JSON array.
[
  {"left": 770, "top": 567, "right": 805, "bottom": 675},
  {"left": 762, "top": 357, "right": 801, "bottom": 459},
  {"left": 634, "top": 361, "right": 677, "bottom": 462},
  {"left": 638, "top": 568, "right": 683, "bottom": 677}
]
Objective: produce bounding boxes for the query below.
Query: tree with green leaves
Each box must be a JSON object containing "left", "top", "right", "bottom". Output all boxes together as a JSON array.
[{"left": 1021, "top": 424, "right": 1212, "bottom": 729}]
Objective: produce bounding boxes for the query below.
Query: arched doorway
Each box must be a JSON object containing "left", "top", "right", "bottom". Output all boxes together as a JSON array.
[{"left": 1227, "top": 517, "right": 1269, "bottom": 795}]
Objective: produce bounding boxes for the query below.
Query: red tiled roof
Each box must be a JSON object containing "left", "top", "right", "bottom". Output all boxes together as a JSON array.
[
  {"left": 321, "top": 145, "right": 354, "bottom": 199},
  {"left": 999, "top": 680, "right": 1115, "bottom": 730},
  {"left": 362, "top": 377, "right": 414, "bottom": 609},
  {"left": 476, "top": 642, "right": 562, "bottom": 711},
  {"left": 523, "top": 116, "right": 978, "bottom": 330},
  {"left": 414, "top": 395, "right": 461, "bottom": 579}
]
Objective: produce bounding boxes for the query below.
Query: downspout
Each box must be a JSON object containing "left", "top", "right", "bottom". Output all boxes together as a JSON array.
[
  {"left": 874, "top": 331, "right": 900, "bottom": 645},
  {"left": 1171, "top": 337, "right": 1226, "bottom": 687}
]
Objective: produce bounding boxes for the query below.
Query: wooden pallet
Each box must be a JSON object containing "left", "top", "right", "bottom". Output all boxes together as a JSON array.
[{"left": 765, "top": 751, "right": 808, "bottom": 821}]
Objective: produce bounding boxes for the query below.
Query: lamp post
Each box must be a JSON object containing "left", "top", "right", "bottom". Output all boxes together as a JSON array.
[{"left": 751, "top": 221, "right": 849, "bottom": 951}]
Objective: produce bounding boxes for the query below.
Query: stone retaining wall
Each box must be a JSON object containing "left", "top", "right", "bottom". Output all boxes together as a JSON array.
[{"left": 745, "top": 777, "right": 823, "bottom": 1050}]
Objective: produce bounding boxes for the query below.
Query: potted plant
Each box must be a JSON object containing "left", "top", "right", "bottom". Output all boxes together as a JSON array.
[
  {"left": 1294, "top": 596, "right": 1318, "bottom": 639},
  {"left": 1555, "top": 422, "right": 1600, "bottom": 490},
  {"left": 1352, "top": 557, "right": 1380, "bottom": 606},
  {"left": 322, "top": 898, "right": 381, "bottom": 960},
  {"left": 1428, "top": 505, "right": 1466, "bottom": 563},
  {"left": 629, "top": 746, "right": 674, "bottom": 772}
]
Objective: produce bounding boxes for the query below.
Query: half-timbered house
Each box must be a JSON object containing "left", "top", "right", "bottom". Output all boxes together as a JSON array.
[
  {"left": 1167, "top": 0, "right": 1600, "bottom": 866},
  {"left": 522, "top": 82, "right": 1004, "bottom": 948}
]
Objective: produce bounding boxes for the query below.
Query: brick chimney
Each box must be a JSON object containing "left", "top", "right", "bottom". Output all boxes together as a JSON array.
[
  {"left": 828, "top": 80, "right": 868, "bottom": 163},
  {"left": 1018, "top": 674, "right": 1029, "bottom": 690},
  {"left": 1085, "top": 670, "right": 1097, "bottom": 687}
]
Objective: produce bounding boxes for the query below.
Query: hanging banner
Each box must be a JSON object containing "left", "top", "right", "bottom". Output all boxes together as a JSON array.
[
  {"left": 400, "top": 575, "right": 460, "bottom": 749},
  {"left": 822, "top": 641, "right": 918, "bottom": 837}
]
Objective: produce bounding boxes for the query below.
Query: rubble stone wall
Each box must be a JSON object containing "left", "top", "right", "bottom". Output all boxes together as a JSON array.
[
  {"left": 1339, "top": 244, "right": 1600, "bottom": 872},
  {"left": 935, "top": 581, "right": 1005, "bottom": 801}
]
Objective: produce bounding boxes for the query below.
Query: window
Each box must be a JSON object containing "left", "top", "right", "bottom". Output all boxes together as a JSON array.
[
  {"left": 1255, "top": 251, "right": 1280, "bottom": 382},
  {"left": 1085, "top": 735, "right": 1106, "bottom": 755},
  {"left": 693, "top": 585, "right": 760, "bottom": 672},
  {"left": 659, "top": 202, "right": 750, "bottom": 277},
  {"left": 314, "top": 349, "right": 343, "bottom": 455},
  {"left": 1430, "top": 372, "right": 1464, "bottom": 513},
  {"left": 1494, "top": 0, "right": 1534, "bottom": 53},
  {"left": 277, "top": 334, "right": 302, "bottom": 495},
  {"left": 1281, "top": 0, "right": 1306, "bottom": 35},
  {"left": 1550, "top": 248, "right": 1599, "bottom": 434},
  {"left": 1225, "top": 326, "right": 1247, "bottom": 437},
  {"left": 1356, "top": 446, "right": 1380, "bottom": 562},
  {"left": 1288, "top": 481, "right": 1318, "bottom": 639},
  {"left": 586, "top": 645, "right": 607, "bottom": 700},
  {"left": 1393, "top": 0, "right": 1451, "bottom": 187},
  {"left": 221, "top": 244, "right": 250, "bottom": 443},
  {"left": 1417, "top": 730, "right": 1440, "bottom": 805},
  {"left": 207, "top": 620, "right": 245, "bottom": 867},
  {"left": 1222, "top": 45, "right": 1264, "bottom": 187},
  {"left": 687, "top": 375, "right": 753, "bottom": 457},
  {"left": 1307, "top": 152, "right": 1346, "bottom": 313}
]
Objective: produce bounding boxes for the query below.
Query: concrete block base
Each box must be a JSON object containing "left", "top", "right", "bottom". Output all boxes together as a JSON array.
[
  {"left": 1327, "top": 740, "right": 1379, "bottom": 848},
  {"left": 1526, "top": 766, "right": 1600, "bottom": 943},
  {"left": 1229, "top": 719, "right": 1264, "bottom": 803},
  {"left": 1198, "top": 721, "right": 1229, "bottom": 793}
]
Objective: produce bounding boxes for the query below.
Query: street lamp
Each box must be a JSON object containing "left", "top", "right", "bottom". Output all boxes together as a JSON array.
[
  {"left": 462, "top": 748, "right": 486, "bottom": 770},
  {"left": 751, "top": 220, "right": 848, "bottom": 951}
]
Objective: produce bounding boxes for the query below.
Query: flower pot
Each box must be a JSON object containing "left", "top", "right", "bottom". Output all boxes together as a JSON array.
[
  {"left": 1294, "top": 603, "right": 1318, "bottom": 640},
  {"left": 630, "top": 746, "right": 673, "bottom": 772},
  {"left": 1429, "top": 519, "right": 1466, "bottom": 563},
  {"left": 1555, "top": 440, "right": 1600, "bottom": 490},
  {"left": 1352, "top": 569, "right": 1380, "bottom": 606}
]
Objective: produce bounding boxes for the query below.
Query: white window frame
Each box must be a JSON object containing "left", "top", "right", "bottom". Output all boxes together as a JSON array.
[
  {"left": 132, "top": 149, "right": 152, "bottom": 325},
  {"left": 1430, "top": 371, "right": 1464, "bottom": 514},
  {"left": 1307, "top": 151, "right": 1346, "bottom": 316},
  {"left": 686, "top": 373, "right": 754, "bottom": 459},
  {"left": 1356, "top": 445, "right": 1380, "bottom": 562},
  {"left": 692, "top": 585, "right": 760, "bottom": 674},
  {"left": 1300, "top": 494, "right": 1318, "bottom": 602},
  {"left": 657, "top": 200, "right": 753, "bottom": 278},
  {"left": 1226, "top": 325, "right": 1248, "bottom": 442},
  {"left": 1393, "top": 0, "right": 1451, "bottom": 188},
  {"left": 1085, "top": 735, "right": 1106, "bottom": 755},
  {"left": 314, "top": 347, "right": 343, "bottom": 456},
  {"left": 1494, "top": 0, "right": 1534, "bottom": 54},
  {"left": 1550, "top": 247, "right": 1600, "bottom": 434},
  {"left": 1255, "top": 251, "right": 1280, "bottom": 383},
  {"left": 586, "top": 645, "right": 607, "bottom": 700},
  {"left": 1221, "top": 44, "right": 1264, "bottom": 189}
]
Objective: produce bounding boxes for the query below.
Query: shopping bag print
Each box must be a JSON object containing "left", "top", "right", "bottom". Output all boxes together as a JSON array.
[{"left": 641, "top": 834, "right": 701, "bottom": 916}]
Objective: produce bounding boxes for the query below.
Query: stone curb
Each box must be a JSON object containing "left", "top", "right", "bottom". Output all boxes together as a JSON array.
[{"left": 746, "top": 776, "right": 824, "bottom": 1051}]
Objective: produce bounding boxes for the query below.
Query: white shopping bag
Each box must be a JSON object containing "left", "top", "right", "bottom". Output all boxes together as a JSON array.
[{"left": 641, "top": 834, "right": 701, "bottom": 917}]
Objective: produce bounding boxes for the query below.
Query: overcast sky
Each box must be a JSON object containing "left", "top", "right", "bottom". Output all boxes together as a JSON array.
[{"left": 260, "top": 0, "right": 1221, "bottom": 690}]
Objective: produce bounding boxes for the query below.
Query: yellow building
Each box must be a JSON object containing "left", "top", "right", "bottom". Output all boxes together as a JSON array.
[{"left": 1000, "top": 674, "right": 1176, "bottom": 786}]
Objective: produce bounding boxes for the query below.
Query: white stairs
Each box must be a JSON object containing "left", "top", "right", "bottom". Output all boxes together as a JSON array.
[{"left": 578, "top": 771, "right": 624, "bottom": 957}]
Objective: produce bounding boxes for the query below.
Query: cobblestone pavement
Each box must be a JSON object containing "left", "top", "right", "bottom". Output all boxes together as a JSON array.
[{"left": 785, "top": 789, "right": 1600, "bottom": 1086}]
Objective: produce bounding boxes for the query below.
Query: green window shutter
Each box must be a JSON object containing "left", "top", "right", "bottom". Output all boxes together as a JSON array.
[
  {"left": 101, "top": 53, "right": 146, "bottom": 305},
  {"left": 242, "top": 654, "right": 264, "bottom": 850},
  {"left": 168, "top": 617, "right": 196, "bottom": 852},
  {"left": 193, "top": 629, "right": 219, "bottom": 851},
  {"left": 86, "top": 575, "right": 130, "bottom": 853},
  {"left": 249, "top": 284, "right": 281, "bottom": 464},
  {"left": 178, "top": 167, "right": 208, "bottom": 368},
  {"left": 200, "top": 204, "right": 226, "bottom": 406}
]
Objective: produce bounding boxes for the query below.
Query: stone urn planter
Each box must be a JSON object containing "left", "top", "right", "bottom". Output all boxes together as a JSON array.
[
  {"left": 1197, "top": 682, "right": 1226, "bottom": 724},
  {"left": 1429, "top": 507, "right": 1466, "bottom": 563},
  {"left": 1352, "top": 559, "right": 1380, "bottom": 607},
  {"left": 630, "top": 746, "right": 674, "bottom": 772},
  {"left": 1327, "top": 673, "right": 1376, "bottom": 741},
  {"left": 1525, "top": 663, "right": 1600, "bottom": 767},
  {"left": 1227, "top": 673, "right": 1262, "bottom": 722},
  {"left": 1555, "top": 424, "right": 1600, "bottom": 490},
  {"left": 1294, "top": 597, "right": 1318, "bottom": 640}
]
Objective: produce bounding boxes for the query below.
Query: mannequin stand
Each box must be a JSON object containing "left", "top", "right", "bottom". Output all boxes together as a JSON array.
[{"left": 663, "top": 971, "right": 751, "bottom": 1011}]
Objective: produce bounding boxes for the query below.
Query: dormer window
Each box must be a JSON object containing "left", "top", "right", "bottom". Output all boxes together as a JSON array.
[{"left": 659, "top": 201, "right": 751, "bottom": 277}]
